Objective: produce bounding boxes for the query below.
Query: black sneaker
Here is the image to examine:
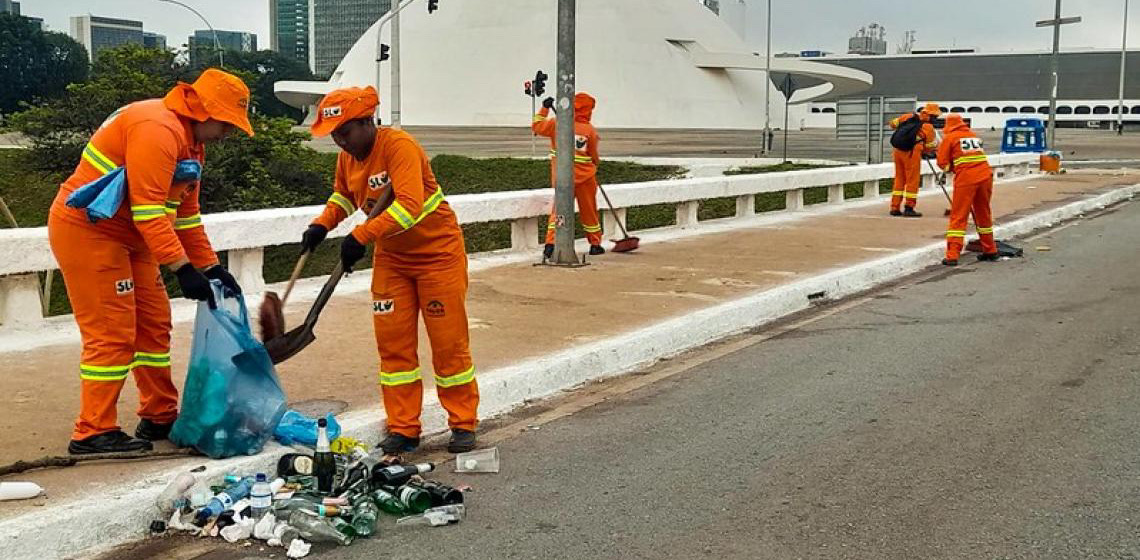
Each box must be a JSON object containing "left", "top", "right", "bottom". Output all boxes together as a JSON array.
[
  {"left": 902, "top": 207, "right": 923, "bottom": 218},
  {"left": 588, "top": 245, "right": 606, "bottom": 256},
  {"left": 977, "top": 252, "right": 1000, "bottom": 262},
  {"left": 379, "top": 432, "right": 420, "bottom": 454},
  {"left": 447, "top": 429, "right": 477, "bottom": 453},
  {"left": 889, "top": 209, "right": 903, "bottom": 216},
  {"left": 135, "top": 418, "right": 175, "bottom": 441},
  {"left": 543, "top": 244, "right": 554, "bottom": 259},
  {"left": 942, "top": 258, "right": 959, "bottom": 266},
  {"left": 68, "top": 430, "right": 154, "bottom": 455}
]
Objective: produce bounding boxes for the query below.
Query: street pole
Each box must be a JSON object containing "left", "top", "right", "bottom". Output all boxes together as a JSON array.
[
  {"left": 390, "top": 5, "right": 402, "bottom": 129},
  {"left": 1036, "top": 1, "right": 1080, "bottom": 150},
  {"left": 158, "top": 0, "right": 223, "bottom": 66},
  {"left": 1118, "top": 0, "right": 1129, "bottom": 135},
  {"left": 552, "top": 0, "right": 579, "bottom": 265},
  {"left": 763, "top": 0, "right": 771, "bottom": 153},
  {"left": 782, "top": 75, "right": 790, "bottom": 163}
]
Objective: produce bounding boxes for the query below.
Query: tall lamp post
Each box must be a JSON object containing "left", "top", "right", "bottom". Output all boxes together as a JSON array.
[
  {"left": 1118, "top": 0, "right": 1130, "bottom": 135},
  {"left": 1036, "top": 0, "right": 1081, "bottom": 150},
  {"left": 157, "top": 0, "right": 223, "bottom": 67},
  {"left": 763, "top": 0, "right": 772, "bottom": 153}
]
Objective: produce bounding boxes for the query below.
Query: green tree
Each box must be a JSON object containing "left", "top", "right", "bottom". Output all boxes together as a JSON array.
[
  {"left": 0, "top": 14, "right": 89, "bottom": 115},
  {"left": 191, "top": 49, "right": 316, "bottom": 122}
]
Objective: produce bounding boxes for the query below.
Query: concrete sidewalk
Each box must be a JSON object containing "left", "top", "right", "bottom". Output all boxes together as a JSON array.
[{"left": 0, "top": 170, "right": 1136, "bottom": 558}]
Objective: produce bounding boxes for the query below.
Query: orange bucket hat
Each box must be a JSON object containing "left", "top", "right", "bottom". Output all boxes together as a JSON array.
[
  {"left": 164, "top": 68, "right": 254, "bottom": 136},
  {"left": 311, "top": 86, "right": 379, "bottom": 137},
  {"left": 921, "top": 102, "right": 942, "bottom": 117}
]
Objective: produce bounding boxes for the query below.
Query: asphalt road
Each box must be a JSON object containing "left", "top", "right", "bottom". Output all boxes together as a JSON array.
[{"left": 115, "top": 199, "right": 1140, "bottom": 560}]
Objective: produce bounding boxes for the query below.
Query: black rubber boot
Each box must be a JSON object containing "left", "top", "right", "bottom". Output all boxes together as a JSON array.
[
  {"left": 941, "top": 258, "right": 959, "bottom": 266},
  {"left": 902, "top": 207, "right": 923, "bottom": 218},
  {"left": 68, "top": 430, "right": 154, "bottom": 455},
  {"left": 977, "top": 252, "right": 1000, "bottom": 262},
  {"left": 135, "top": 418, "right": 175, "bottom": 441},
  {"left": 447, "top": 429, "right": 477, "bottom": 453},
  {"left": 889, "top": 209, "right": 903, "bottom": 216},
  {"left": 588, "top": 245, "right": 606, "bottom": 255},
  {"left": 379, "top": 432, "right": 420, "bottom": 454},
  {"left": 543, "top": 244, "right": 554, "bottom": 259}
]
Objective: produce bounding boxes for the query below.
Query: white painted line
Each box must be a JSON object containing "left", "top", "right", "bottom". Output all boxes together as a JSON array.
[{"left": 3, "top": 182, "right": 1133, "bottom": 560}]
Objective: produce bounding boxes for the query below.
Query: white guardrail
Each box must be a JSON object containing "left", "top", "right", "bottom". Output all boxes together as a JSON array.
[{"left": 0, "top": 154, "right": 1039, "bottom": 327}]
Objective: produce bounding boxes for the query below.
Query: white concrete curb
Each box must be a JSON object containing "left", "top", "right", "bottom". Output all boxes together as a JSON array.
[{"left": 2, "top": 183, "right": 1135, "bottom": 560}]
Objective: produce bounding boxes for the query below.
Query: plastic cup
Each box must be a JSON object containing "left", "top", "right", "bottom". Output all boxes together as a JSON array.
[{"left": 454, "top": 447, "right": 499, "bottom": 473}]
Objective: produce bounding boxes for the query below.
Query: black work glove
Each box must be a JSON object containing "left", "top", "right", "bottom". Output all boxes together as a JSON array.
[
  {"left": 340, "top": 232, "right": 367, "bottom": 273},
  {"left": 204, "top": 265, "right": 241, "bottom": 295},
  {"left": 300, "top": 224, "right": 328, "bottom": 255},
  {"left": 175, "top": 264, "right": 216, "bottom": 308},
  {"left": 542, "top": 97, "right": 555, "bottom": 110}
]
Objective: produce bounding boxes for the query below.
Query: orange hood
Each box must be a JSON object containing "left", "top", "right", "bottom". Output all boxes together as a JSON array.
[
  {"left": 944, "top": 114, "right": 970, "bottom": 135},
  {"left": 574, "top": 93, "right": 595, "bottom": 123}
]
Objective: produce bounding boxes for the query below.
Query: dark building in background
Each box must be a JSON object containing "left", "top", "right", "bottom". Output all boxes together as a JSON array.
[
  {"left": 189, "top": 29, "right": 257, "bottom": 64},
  {"left": 309, "top": 0, "right": 390, "bottom": 77},
  {"left": 1, "top": 0, "right": 43, "bottom": 29},
  {"left": 270, "top": 0, "right": 310, "bottom": 69},
  {"left": 70, "top": 15, "right": 145, "bottom": 61},
  {"left": 143, "top": 32, "right": 167, "bottom": 51}
]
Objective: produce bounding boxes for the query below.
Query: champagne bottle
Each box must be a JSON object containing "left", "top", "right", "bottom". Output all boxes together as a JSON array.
[{"left": 314, "top": 418, "right": 335, "bottom": 494}]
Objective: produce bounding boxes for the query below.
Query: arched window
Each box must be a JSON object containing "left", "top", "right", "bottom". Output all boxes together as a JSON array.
[
  {"left": 951, "top": 106, "right": 966, "bottom": 113},
  {"left": 1038, "top": 105, "right": 1051, "bottom": 113},
  {"left": 984, "top": 106, "right": 1001, "bottom": 113},
  {"left": 821, "top": 107, "right": 835, "bottom": 113},
  {"left": 939, "top": 106, "right": 949, "bottom": 113},
  {"left": 1074, "top": 105, "right": 1091, "bottom": 114},
  {"left": 1057, "top": 106, "right": 1073, "bottom": 114},
  {"left": 1020, "top": 106, "right": 1036, "bottom": 113},
  {"left": 967, "top": 106, "right": 983, "bottom": 113},
  {"left": 1132, "top": 105, "right": 1140, "bottom": 114},
  {"left": 1093, "top": 105, "right": 1110, "bottom": 114},
  {"left": 811, "top": 107, "right": 820, "bottom": 113},
  {"left": 1002, "top": 106, "right": 1018, "bottom": 113}
]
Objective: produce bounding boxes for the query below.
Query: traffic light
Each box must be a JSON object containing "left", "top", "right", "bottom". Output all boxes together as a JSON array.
[
  {"left": 533, "top": 70, "right": 548, "bottom": 97},
  {"left": 428, "top": 0, "right": 439, "bottom": 13},
  {"left": 524, "top": 80, "right": 533, "bottom": 97},
  {"left": 379, "top": 43, "right": 390, "bottom": 62}
]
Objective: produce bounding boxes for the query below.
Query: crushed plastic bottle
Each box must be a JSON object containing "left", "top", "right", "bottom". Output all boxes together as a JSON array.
[
  {"left": 194, "top": 477, "right": 254, "bottom": 526},
  {"left": 155, "top": 473, "right": 196, "bottom": 517},
  {"left": 395, "top": 504, "right": 466, "bottom": 527}
]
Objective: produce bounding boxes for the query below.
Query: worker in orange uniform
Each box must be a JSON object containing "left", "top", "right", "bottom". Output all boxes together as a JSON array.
[
  {"left": 936, "top": 114, "right": 998, "bottom": 266},
  {"left": 48, "top": 69, "right": 253, "bottom": 455},
  {"left": 299, "top": 86, "right": 479, "bottom": 454},
  {"left": 888, "top": 103, "right": 941, "bottom": 217},
  {"left": 532, "top": 93, "right": 603, "bottom": 257}
]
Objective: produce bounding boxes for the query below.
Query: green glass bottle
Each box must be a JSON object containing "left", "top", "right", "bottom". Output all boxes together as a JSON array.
[
  {"left": 395, "top": 484, "right": 433, "bottom": 514},
  {"left": 350, "top": 497, "right": 380, "bottom": 537},
  {"left": 369, "top": 487, "right": 407, "bottom": 516}
]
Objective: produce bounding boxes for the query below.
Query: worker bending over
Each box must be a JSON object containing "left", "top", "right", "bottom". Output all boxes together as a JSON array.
[
  {"left": 300, "top": 86, "right": 479, "bottom": 454},
  {"left": 50, "top": 69, "right": 252, "bottom": 454},
  {"left": 936, "top": 114, "right": 998, "bottom": 266},
  {"left": 888, "top": 103, "right": 940, "bottom": 217},
  {"left": 532, "top": 93, "right": 604, "bottom": 257}
]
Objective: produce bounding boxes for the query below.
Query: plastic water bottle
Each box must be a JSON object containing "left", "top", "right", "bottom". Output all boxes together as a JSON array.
[
  {"left": 249, "top": 473, "right": 273, "bottom": 520},
  {"left": 154, "top": 472, "right": 196, "bottom": 517},
  {"left": 194, "top": 477, "right": 254, "bottom": 526}
]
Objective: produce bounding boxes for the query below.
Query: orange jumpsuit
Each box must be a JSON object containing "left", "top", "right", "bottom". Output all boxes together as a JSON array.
[
  {"left": 312, "top": 128, "right": 478, "bottom": 438},
  {"left": 937, "top": 115, "right": 996, "bottom": 260},
  {"left": 889, "top": 113, "right": 937, "bottom": 211},
  {"left": 532, "top": 93, "right": 602, "bottom": 246},
  {"left": 48, "top": 93, "right": 219, "bottom": 441}
]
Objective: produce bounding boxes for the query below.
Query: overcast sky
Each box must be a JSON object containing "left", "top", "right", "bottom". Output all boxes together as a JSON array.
[{"left": 22, "top": 0, "right": 1134, "bottom": 54}]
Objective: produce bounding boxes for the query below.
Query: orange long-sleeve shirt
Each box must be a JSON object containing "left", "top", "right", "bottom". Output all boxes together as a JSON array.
[
  {"left": 532, "top": 107, "right": 600, "bottom": 184},
  {"left": 312, "top": 128, "right": 465, "bottom": 267},
  {"left": 50, "top": 98, "right": 217, "bottom": 268},
  {"left": 889, "top": 112, "right": 938, "bottom": 156},
  {"left": 937, "top": 116, "right": 993, "bottom": 185}
]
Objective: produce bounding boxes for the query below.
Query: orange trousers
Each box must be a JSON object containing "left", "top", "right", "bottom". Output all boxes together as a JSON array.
[
  {"left": 546, "top": 178, "right": 602, "bottom": 246},
  {"left": 371, "top": 256, "right": 478, "bottom": 438},
  {"left": 946, "top": 177, "right": 997, "bottom": 260},
  {"left": 890, "top": 147, "right": 923, "bottom": 211},
  {"left": 47, "top": 212, "right": 178, "bottom": 441}
]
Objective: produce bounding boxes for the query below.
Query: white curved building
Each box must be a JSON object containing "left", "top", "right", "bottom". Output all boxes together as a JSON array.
[{"left": 275, "top": 0, "right": 871, "bottom": 129}]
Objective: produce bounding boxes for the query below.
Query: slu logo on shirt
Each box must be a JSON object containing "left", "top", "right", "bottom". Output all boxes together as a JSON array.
[
  {"left": 373, "top": 299, "right": 395, "bottom": 315},
  {"left": 368, "top": 171, "right": 390, "bottom": 191},
  {"left": 115, "top": 278, "right": 135, "bottom": 295}
]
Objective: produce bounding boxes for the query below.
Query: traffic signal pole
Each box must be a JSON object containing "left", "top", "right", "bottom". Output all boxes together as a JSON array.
[{"left": 551, "top": 0, "right": 580, "bottom": 265}]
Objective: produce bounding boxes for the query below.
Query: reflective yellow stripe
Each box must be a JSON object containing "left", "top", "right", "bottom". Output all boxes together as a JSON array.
[
  {"left": 546, "top": 222, "right": 557, "bottom": 230},
  {"left": 131, "top": 205, "right": 167, "bottom": 222},
  {"left": 902, "top": 193, "right": 918, "bottom": 199},
  {"left": 946, "top": 230, "right": 967, "bottom": 238},
  {"left": 174, "top": 214, "right": 202, "bottom": 230},
  {"left": 328, "top": 192, "right": 356, "bottom": 216},
  {"left": 891, "top": 191, "right": 904, "bottom": 196},
  {"left": 954, "top": 154, "right": 989, "bottom": 166},
  {"left": 977, "top": 227, "right": 994, "bottom": 234},
  {"left": 582, "top": 224, "right": 602, "bottom": 232},
  {"left": 386, "top": 201, "right": 415, "bottom": 229},
  {"left": 379, "top": 368, "right": 422, "bottom": 387},
  {"left": 435, "top": 365, "right": 476, "bottom": 388},
  {"left": 132, "top": 351, "right": 171, "bottom": 368},
  {"left": 533, "top": 115, "right": 545, "bottom": 123},
  {"left": 79, "top": 363, "right": 131, "bottom": 381},
  {"left": 81, "top": 143, "right": 118, "bottom": 174},
  {"left": 550, "top": 150, "right": 595, "bottom": 164},
  {"left": 165, "top": 199, "right": 181, "bottom": 215},
  {"left": 386, "top": 188, "right": 445, "bottom": 231}
]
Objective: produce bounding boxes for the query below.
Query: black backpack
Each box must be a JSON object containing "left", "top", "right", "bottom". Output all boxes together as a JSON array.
[{"left": 889, "top": 113, "right": 923, "bottom": 151}]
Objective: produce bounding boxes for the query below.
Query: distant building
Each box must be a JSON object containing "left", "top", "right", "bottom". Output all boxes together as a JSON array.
[
  {"left": 70, "top": 15, "right": 146, "bottom": 61},
  {"left": 189, "top": 30, "right": 257, "bottom": 65},
  {"left": 2, "top": 0, "right": 43, "bottom": 30},
  {"left": 309, "top": 0, "right": 391, "bottom": 77},
  {"left": 848, "top": 24, "right": 887, "bottom": 56},
  {"left": 143, "top": 32, "right": 166, "bottom": 51},
  {"left": 270, "top": 0, "right": 310, "bottom": 67}
]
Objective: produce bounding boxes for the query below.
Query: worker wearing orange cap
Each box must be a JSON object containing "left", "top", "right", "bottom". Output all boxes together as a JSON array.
[
  {"left": 888, "top": 102, "right": 941, "bottom": 217},
  {"left": 300, "top": 86, "right": 479, "bottom": 454},
  {"left": 532, "top": 92, "right": 603, "bottom": 258},
  {"left": 936, "top": 114, "right": 997, "bottom": 266},
  {"left": 48, "top": 68, "right": 254, "bottom": 455}
]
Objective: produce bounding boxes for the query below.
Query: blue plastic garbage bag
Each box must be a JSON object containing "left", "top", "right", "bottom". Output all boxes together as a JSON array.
[
  {"left": 66, "top": 167, "right": 126, "bottom": 223},
  {"left": 274, "top": 411, "right": 342, "bottom": 447},
  {"left": 170, "top": 281, "right": 288, "bottom": 459}
]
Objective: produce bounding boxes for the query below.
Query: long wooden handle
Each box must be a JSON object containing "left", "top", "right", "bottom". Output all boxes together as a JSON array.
[
  {"left": 596, "top": 184, "right": 631, "bottom": 238},
  {"left": 280, "top": 252, "right": 309, "bottom": 306},
  {"left": 0, "top": 197, "right": 18, "bottom": 228}
]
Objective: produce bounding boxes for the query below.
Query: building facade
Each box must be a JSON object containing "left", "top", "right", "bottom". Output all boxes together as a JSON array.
[
  {"left": 270, "top": 0, "right": 310, "bottom": 67},
  {"left": 190, "top": 29, "right": 257, "bottom": 65},
  {"left": 0, "top": 0, "right": 41, "bottom": 29},
  {"left": 70, "top": 15, "right": 145, "bottom": 61},
  {"left": 309, "top": 0, "right": 391, "bottom": 77},
  {"left": 143, "top": 32, "right": 167, "bottom": 51}
]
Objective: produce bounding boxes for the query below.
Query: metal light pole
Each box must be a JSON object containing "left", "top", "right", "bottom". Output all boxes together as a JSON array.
[
  {"left": 391, "top": 6, "right": 402, "bottom": 128},
  {"left": 158, "top": 0, "right": 223, "bottom": 66},
  {"left": 1118, "top": 0, "right": 1129, "bottom": 135},
  {"left": 1036, "top": 0, "right": 1081, "bottom": 151},
  {"left": 763, "top": 0, "right": 771, "bottom": 153},
  {"left": 373, "top": 0, "right": 419, "bottom": 124},
  {"left": 551, "top": 0, "right": 579, "bottom": 265}
]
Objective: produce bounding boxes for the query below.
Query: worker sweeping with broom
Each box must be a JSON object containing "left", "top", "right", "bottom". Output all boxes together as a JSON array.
[
  {"left": 298, "top": 86, "right": 479, "bottom": 454},
  {"left": 936, "top": 114, "right": 998, "bottom": 266},
  {"left": 49, "top": 69, "right": 253, "bottom": 455}
]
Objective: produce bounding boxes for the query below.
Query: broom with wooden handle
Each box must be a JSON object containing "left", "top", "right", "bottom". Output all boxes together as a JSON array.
[{"left": 258, "top": 251, "right": 308, "bottom": 342}]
